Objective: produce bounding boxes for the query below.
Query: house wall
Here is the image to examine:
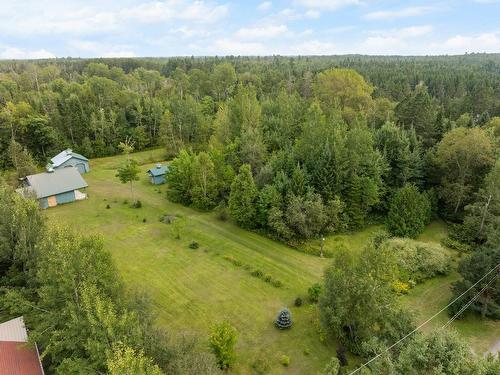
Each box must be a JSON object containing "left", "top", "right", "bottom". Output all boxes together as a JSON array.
[
  {"left": 56, "top": 190, "right": 76, "bottom": 205},
  {"left": 57, "top": 158, "right": 90, "bottom": 173},
  {"left": 152, "top": 175, "right": 166, "bottom": 184},
  {"left": 39, "top": 197, "right": 49, "bottom": 209}
]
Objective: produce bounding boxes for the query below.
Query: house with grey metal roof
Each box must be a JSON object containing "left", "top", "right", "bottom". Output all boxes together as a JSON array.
[
  {"left": 50, "top": 148, "right": 89, "bottom": 174},
  {"left": 147, "top": 164, "right": 169, "bottom": 185},
  {"left": 19, "top": 166, "right": 88, "bottom": 209}
]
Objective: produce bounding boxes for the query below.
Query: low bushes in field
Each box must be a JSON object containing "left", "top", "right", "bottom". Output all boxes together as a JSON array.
[
  {"left": 221, "top": 256, "right": 284, "bottom": 288},
  {"left": 382, "top": 237, "right": 451, "bottom": 286},
  {"left": 252, "top": 357, "right": 271, "bottom": 374},
  {"left": 159, "top": 214, "right": 178, "bottom": 224},
  {"left": 223, "top": 255, "right": 242, "bottom": 267},
  {"left": 280, "top": 355, "right": 290, "bottom": 367},
  {"left": 294, "top": 297, "right": 303, "bottom": 307},
  {"left": 251, "top": 269, "right": 264, "bottom": 278},
  {"left": 189, "top": 241, "right": 199, "bottom": 249},
  {"left": 308, "top": 283, "right": 322, "bottom": 303}
]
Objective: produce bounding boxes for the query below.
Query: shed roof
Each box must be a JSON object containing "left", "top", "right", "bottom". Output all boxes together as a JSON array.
[
  {"left": 147, "top": 164, "right": 168, "bottom": 177},
  {"left": 51, "top": 149, "right": 88, "bottom": 167},
  {"left": 25, "top": 167, "right": 88, "bottom": 198},
  {"left": 0, "top": 317, "right": 28, "bottom": 342}
]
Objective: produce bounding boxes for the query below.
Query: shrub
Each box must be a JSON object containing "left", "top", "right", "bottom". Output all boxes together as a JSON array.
[
  {"left": 336, "top": 346, "right": 348, "bottom": 366},
  {"left": 243, "top": 264, "right": 252, "bottom": 271},
  {"left": 251, "top": 269, "right": 264, "bottom": 278},
  {"left": 441, "top": 237, "right": 472, "bottom": 253},
  {"left": 189, "top": 241, "right": 199, "bottom": 249},
  {"left": 208, "top": 321, "right": 238, "bottom": 370},
  {"left": 387, "top": 184, "right": 431, "bottom": 238},
  {"left": 294, "top": 297, "right": 303, "bottom": 307},
  {"left": 223, "top": 255, "right": 242, "bottom": 267},
  {"left": 131, "top": 200, "right": 142, "bottom": 208},
  {"left": 280, "top": 355, "right": 290, "bottom": 367},
  {"left": 252, "top": 357, "right": 271, "bottom": 375},
  {"left": 320, "top": 357, "right": 340, "bottom": 374},
  {"left": 271, "top": 279, "right": 283, "bottom": 288},
  {"left": 275, "top": 308, "right": 292, "bottom": 329},
  {"left": 303, "top": 348, "right": 310, "bottom": 356},
  {"left": 106, "top": 204, "right": 111, "bottom": 209},
  {"left": 308, "top": 283, "right": 322, "bottom": 303},
  {"left": 392, "top": 280, "right": 410, "bottom": 295},
  {"left": 142, "top": 218, "right": 147, "bottom": 223},
  {"left": 263, "top": 275, "right": 272, "bottom": 283},
  {"left": 382, "top": 238, "right": 451, "bottom": 284},
  {"left": 159, "top": 214, "right": 177, "bottom": 224},
  {"left": 215, "top": 204, "right": 229, "bottom": 221}
]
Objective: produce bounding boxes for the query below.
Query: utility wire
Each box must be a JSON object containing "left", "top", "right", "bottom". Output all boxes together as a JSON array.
[
  {"left": 441, "top": 272, "right": 498, "bottom": 330},
  {"left": 347, "top": 262, "right": 500, "bottom": 375}
]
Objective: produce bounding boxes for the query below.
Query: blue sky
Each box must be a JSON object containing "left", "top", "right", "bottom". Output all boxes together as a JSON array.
[{"left": 0, "top": 0, "right": 499, "bottom": 58}]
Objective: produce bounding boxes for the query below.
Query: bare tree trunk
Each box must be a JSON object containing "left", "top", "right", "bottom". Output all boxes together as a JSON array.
[{"left": 479, "top": 194, "right": 492, "bottom": 235}]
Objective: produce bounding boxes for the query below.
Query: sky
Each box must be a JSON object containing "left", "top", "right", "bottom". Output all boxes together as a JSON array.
[{"left": 0, "top": 0, "right": 499, "bottom": 58}]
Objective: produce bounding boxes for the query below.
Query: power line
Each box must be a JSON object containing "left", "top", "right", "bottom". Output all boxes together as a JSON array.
[
  {"left": 440, "top": 272, "right": 498, "bottom": 330},
  {"left": 347, "top": 262, "right": 500, "bottom": 375}
]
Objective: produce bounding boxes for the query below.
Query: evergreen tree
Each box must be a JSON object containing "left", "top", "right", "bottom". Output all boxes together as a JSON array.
[
  {"left": 8, "top": 139, "right": 37, "bottom": 179},
  {"left": 229, "top": 164, "right": 258, "bottom": 228},
  {"left": 274, "top": 308, "right": 292, "bottom": 329},
  {"left": 387, "top": 184, "right": 431, "bottom": 238}
]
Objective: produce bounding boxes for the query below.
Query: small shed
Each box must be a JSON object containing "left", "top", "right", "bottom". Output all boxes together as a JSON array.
[
  {"left": 0, "top": 316, "right": 44, "bottom": 375},
  {"left": 19, "top": 166, "right": 88, "bottom": 209},
  {"left": 50, "top": 149, "right": 89, "bottom": 174},
  {"left": 147, "top": 164, "right": 169, "bottom": 185}
]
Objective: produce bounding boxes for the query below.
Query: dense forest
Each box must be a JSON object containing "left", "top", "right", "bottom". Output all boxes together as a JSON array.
[{"left": 0, "top": 55, "right": 499, "bottom": 374}]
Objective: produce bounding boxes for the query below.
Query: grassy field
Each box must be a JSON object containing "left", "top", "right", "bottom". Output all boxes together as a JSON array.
[{"left": 46, "top": 149, "right": 499, "bottom": 373}]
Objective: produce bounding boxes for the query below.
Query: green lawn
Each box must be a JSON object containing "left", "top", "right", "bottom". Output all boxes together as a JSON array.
[{"left": 46, "top": 150, "right": 499, "bottom": 373}]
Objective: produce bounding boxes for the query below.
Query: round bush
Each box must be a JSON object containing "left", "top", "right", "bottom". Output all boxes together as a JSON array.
[
  {"left": 189, "top": 241, "right": 199, "bottom": 249},
  {"left": 280, "top": 355, "right": 290, "bottom": 367},
  {"left": 294, "top": 297, "right": 303, "bottom": 307},
  {"left": 275, "top": 308, "right": 292, "bottom": 329}
]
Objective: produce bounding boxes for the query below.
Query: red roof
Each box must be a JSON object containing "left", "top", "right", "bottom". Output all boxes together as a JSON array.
[{"left": 0, "top": 341, "right": 44, "bottom": 375}]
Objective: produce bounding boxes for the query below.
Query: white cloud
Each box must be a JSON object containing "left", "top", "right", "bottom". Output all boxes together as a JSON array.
[
  {"left": 235, "top": 24, "right": 290, "bottom": 39},
  {"left": 295, "top": 0, "right": 362, "bottom": 11},
  {"left": 432, "top": 32, "right": 500, "bottom": 54},
  {"left": 68, "top": 39, "right": 136, "bottom": 57},
  {"left": 305, "top": 9, "right": 321, "bottom": 18},
  {"left": 210, "top": 39, "right": 269, "bottom": 55},
  {"left": 0, "top": 1, "right": 229, "bottom": 37},
  {"left": 285, "top": 40, "right": 337, "bottom": 55},
  {"left": 369, "top": 25, "right": 433, "bottom": 39},
  {"left": 0, "top": 47, "right": 56, "bottom": 59},
  {"left": 257, "top": 1, "right": 272, "bottom": 11},
  {"left": 364, "top": 6, "right": 434, "bottom": 20},
  {"left": 359, "top": 36, "right": 408, "bottom": 55}
]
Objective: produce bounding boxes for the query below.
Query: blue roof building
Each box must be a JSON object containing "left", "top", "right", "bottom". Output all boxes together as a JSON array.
[
  {"left": 147, "top": 164, "right": 168, "bottom": 185},
  {"left": 50, "top": 149, "right": 89, "bottom": 174},
  {"left": 18, "top": 166, "right": 88, "bottom": 209}
]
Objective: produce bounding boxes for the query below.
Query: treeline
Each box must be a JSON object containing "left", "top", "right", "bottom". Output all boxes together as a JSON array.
[
  {"left": 165, "top": 70, "right": 498, "bottom": 244},
  {"left": 0, "top": 184, "right": 220, "bottom": 374},
  {"left": 0, "top": 54, "right": 499, "bottom": 165}
]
